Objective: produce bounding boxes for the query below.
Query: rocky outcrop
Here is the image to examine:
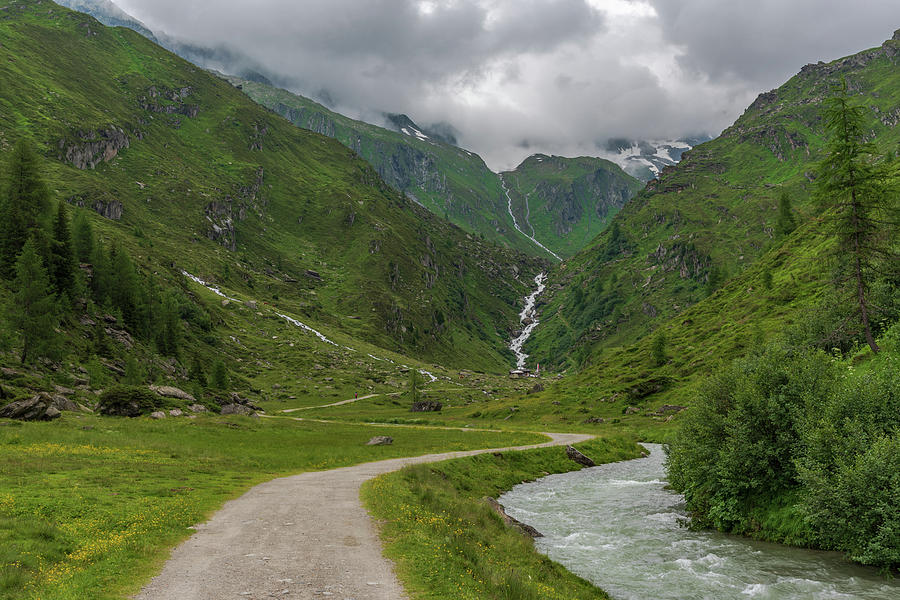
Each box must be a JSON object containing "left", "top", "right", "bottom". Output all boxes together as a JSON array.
[
  {"left": 205, "top": 167, "right": 266, "bottom": 251},
  {"left": 150, "top": 385, "right": 196, "bottom": 403},
  {"left": 0, "top": 393, "right": 66, "bottom": 421},
  {"left": 484, "top": 497, "right": 543, "bottom": 538},
  {"left": 59, "top": 127, "right": 130, "bottom": 169},
  {"left": 67, "top": 196, "right": 124, "bottom": 220},
  {"left": 565, "top": 445, "right": 596, "bottom": 467},
  {"left": 647, "top": 242, "right": 711, "bottom": 282},
  {"left": 139, "top": 86, "right": 199, "bottom": 118}
]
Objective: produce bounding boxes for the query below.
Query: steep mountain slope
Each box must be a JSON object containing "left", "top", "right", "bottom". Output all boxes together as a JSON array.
[
  {"left": 501, "top": 154, "right": 643, "bottom": 258},
  {"left": 0, "top": 0, "right": 543, "bottom": 371},
  {"left": 527, "top": 29, "right": 900, "bottom": 371},
  {"left": 224, "top": 77, "right": 548, "bottom": 258}
]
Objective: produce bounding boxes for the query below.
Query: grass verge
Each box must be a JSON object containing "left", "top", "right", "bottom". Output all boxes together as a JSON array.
[
  {"left": 361, "top": 435, "right": 641, "bottom": 599},
  {"left": 0, "top": 413, "right": 541, "bottom": 600}
]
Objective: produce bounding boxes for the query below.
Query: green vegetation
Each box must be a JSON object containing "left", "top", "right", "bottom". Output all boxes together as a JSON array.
[
  {"left": 528, "top": 32, "right": 900, "bottom": 374},
  {"left": 815, "top": 81, "right": 896, "bottom": 353},
  {"left": 362, "top": 436, "right": 640, "bottom": 599},
  {"left": 0, "top": 413, "right": 541, "bottom": 599},
  {"left": 666, "top": 324, "right": 900, "bottom": 571},
  {"left": 501, "top": 155, "right": 642, "bottom": 258},
  {"left": 228, "top": 76, "right": 546, "bottom": 257}
]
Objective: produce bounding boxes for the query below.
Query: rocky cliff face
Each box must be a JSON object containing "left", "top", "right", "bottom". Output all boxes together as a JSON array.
[
  {"left": 59, "top": 127, "right": 130, "bottom": 169},
  {"left": 501, "top": 155, "right": 644, "bottom": 258}
]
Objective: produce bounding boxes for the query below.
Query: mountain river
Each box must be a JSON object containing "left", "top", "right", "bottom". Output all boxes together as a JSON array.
[{"left": 500, "top": 444, "right": 899, "bottom": 600}]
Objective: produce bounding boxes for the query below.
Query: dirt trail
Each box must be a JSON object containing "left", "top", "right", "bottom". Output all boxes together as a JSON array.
[{"left": 135, "top": 432, "right": 591, "bottom": 600}]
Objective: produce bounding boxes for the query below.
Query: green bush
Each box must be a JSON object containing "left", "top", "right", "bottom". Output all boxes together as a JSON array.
[
  {"left": 97, "top": 385, "right": 164, "bottom": 417},
  {"left": 666, "top": 333, "right": 900, "bottom": 570}
]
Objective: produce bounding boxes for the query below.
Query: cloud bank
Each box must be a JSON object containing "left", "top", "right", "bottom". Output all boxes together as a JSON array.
[{"left": 116, "top": 0, "right": 900, "bottom": 170}]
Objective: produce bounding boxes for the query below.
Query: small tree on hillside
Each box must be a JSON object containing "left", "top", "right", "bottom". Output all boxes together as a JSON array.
[
  {"left": 776, "top": 191, "right": 796, "bottom": 236},
  {"left": 651, "top": 331, "right": 667, "bottom": 367},
  {"left": 815, "top": 81, "right": 894, "bottom": 353},
  {"left": 72, "top": 210, "right": 94, "bottom": 264},
  {"left": 50, "top": 201, "right": 76, "bottom": 296},
  {"left": 408, "top": 369, "right": 421, "bottom": 405},
  {"left": 8, "top": 238, "right": 60, "bottom": 363}
]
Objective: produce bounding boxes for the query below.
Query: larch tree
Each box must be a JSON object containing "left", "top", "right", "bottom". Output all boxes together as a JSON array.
[{"left": 815, "top": 81, "right": 893, "bottom": 353}]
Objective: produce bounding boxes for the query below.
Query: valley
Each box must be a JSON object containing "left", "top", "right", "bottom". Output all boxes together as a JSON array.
[{"left": 1, "top": 2, "right": 898, "bottom": 600}]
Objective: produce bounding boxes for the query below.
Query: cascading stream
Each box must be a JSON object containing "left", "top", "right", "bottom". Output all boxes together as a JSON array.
[
  {"left": 501, "top": 175, "right": 562, "bottom": 261},
  {"left": 500, "top": 444, "right": 899, "bottom": 600},
  {"left": 509, "top": 272, "right": 546, "bottom": 370}
]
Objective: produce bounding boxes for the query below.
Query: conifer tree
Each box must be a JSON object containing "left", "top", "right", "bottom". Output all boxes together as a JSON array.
[
  {"left": 815, "top": 81, "right": 893, "bottom": 353},
  {"left": 211, "top": 360, "right": 229, "bottom": 390},
  {"left": 8, "top": 237, "right": 59, "bottom": 363},
  {"left": 776, "top": 191, "right": 796, "bottom": 236},
  {"left": 72, "top": 209, "right": 94, "bottom": 264},
  {"left": 0, "top": 139, "right": 51, "bottom": 277},
  {"left": 50, "top": 201, "right": 76, "bottom": 295}
]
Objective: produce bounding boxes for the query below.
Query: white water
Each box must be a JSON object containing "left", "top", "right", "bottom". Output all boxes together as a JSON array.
[
  {"left": 500, "top": 176, "right": 562, "bottom": 261},
  {"left": 509, "top": 272, "right": 546, "bottom": 370},
  {"left": 500, "top": 445, "right": 900, "bottom": 600}
]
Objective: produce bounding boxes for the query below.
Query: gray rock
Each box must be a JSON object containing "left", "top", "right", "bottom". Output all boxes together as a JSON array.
[
  {"left": 0, "top": 393, "right": 64, "bottom": 421},
  {"left": 168, "top": 408, "right": 183, "bottom": 417},
  {"left": 188, "top": 404, "right": 208, "bottom": 413},
  {"left": 49, "top": 394, "right": 79, "bottom": 412},
  {"left": 366, "top": 436, "right": 393, "bottom": 446},
  {"left": 624, "top": 406, "right": 640, "bottom": 415},
  {"left": 150, "top": 385, "right": 196, "bottom": 402},
  {"left": 220, "top": 403, "right": 256, "bottom": 416},
  {"left": 484, "top": 497, "right": 542, "bottom": 537},
  {"left": 565, "top": 445, "right": 596, "bottom": 467},
  {"left": 150, "top": 411, "right": 166, "bottom": 419},
  {"left": 410, "top": 400, "right": 442, "bottom": 412}
]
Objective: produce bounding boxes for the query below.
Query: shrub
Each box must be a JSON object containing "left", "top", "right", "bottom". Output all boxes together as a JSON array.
[{"left": 97, "top": 385, "right": 163, "bottom": 417}]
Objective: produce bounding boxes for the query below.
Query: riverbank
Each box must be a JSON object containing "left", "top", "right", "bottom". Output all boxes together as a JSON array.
[
  {"left": 361, "top": 435, "right": 641, "bottom": 599},
  {"left": 0, "top": 414, "right": 542, "bottom": 599}
]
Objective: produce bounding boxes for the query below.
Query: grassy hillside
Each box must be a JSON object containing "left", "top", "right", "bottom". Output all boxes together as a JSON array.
[
  {"left": 0, "top": 0, "right": 545, "bottom": 372},
  {"left": 528, "top": 30, "right": 900, "bottom": 371},
  {"left": 225, "top": 77, "right": 554, "bottom": 258},
  {"left": 501, "top": 154, "right": 643, "bottom": 258}
]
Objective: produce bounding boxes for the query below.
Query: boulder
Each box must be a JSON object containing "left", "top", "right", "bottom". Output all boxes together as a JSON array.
[
  {"left": 220, "top": 403, "right": 256, "bottom": 417},
  {"left": 366, "top": 436, "right": 393, "bottom": 446},
  {"left": 188, "top": 404, "right": 208, "bottom": 413},
  {"left": 410, "top": 400, "right": 442, "bottom": 412},
  {"left": 150, "top": 411, "right": 166, "bottom": 420},
  {"left": 0, "top": 394, "right": 62, "bottom": 421},
  {"left": 484, "top": 497, "right": 542, "bottom": 538},
  {"left": 150, "top": 385, "right": 196, "bottom": 403},
  {"left": 581, "top": 416, "right": 605, "bottom": 424},
  {"left": 168, "top": 408, "right": 183, "bottom": 417},
  {"left": 228, "top": 392, "right": 262, "bottom": 411},
  {"left": 624, "top": 406, "right": 640, "bottom": 415},
  {"left": 49, "top": 394, "right": 79, "bottom": 412},
  {"left": 565, "top": 445, "right": 596, "bottom": 467}
]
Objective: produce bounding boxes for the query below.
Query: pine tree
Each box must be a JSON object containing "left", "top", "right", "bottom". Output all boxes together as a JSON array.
[
  {"left": 408, "top": 369, "right": 421, "bottom": 405},
  {"left": 211, "top": 360, "right": 229, "bottom": 390},
  {"left": 776, "top": 191, "right": 796, "bottom": 236},
  {"left": 651, "top": 331, "right": 667, "bottom": 367},
  {"left": 50, "top": 201, "right": 76, "bottom": 295},
  {"left": 72, "top": 209, "right": 94, "bottom": 264},
  {"left": 8, "top": 237, "right": 60, "bottom": 364},
  {"left": 0, "top": 139, "right": 51, "bottom": 277},
  {"left": 815, "top": 81, "right": 893, "bottom": 353}
]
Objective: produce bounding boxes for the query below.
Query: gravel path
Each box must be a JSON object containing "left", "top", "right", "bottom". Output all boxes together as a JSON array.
[{"left": 135, "top": 432, "right": 591, "bottom": 600}]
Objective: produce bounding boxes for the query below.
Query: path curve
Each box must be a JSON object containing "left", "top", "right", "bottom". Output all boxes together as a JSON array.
[{"left": 136, "top": 432, "right": 591, "bottom": 600}]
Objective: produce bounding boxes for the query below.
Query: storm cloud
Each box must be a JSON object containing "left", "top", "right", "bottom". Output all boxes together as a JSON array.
[{"left": 116, "top": 0, "right": 900, "bottom": 170}]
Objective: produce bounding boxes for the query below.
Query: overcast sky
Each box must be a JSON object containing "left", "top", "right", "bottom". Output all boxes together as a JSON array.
[{"left": 116, "top": 0, "right": 900, "bottom": 171}]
